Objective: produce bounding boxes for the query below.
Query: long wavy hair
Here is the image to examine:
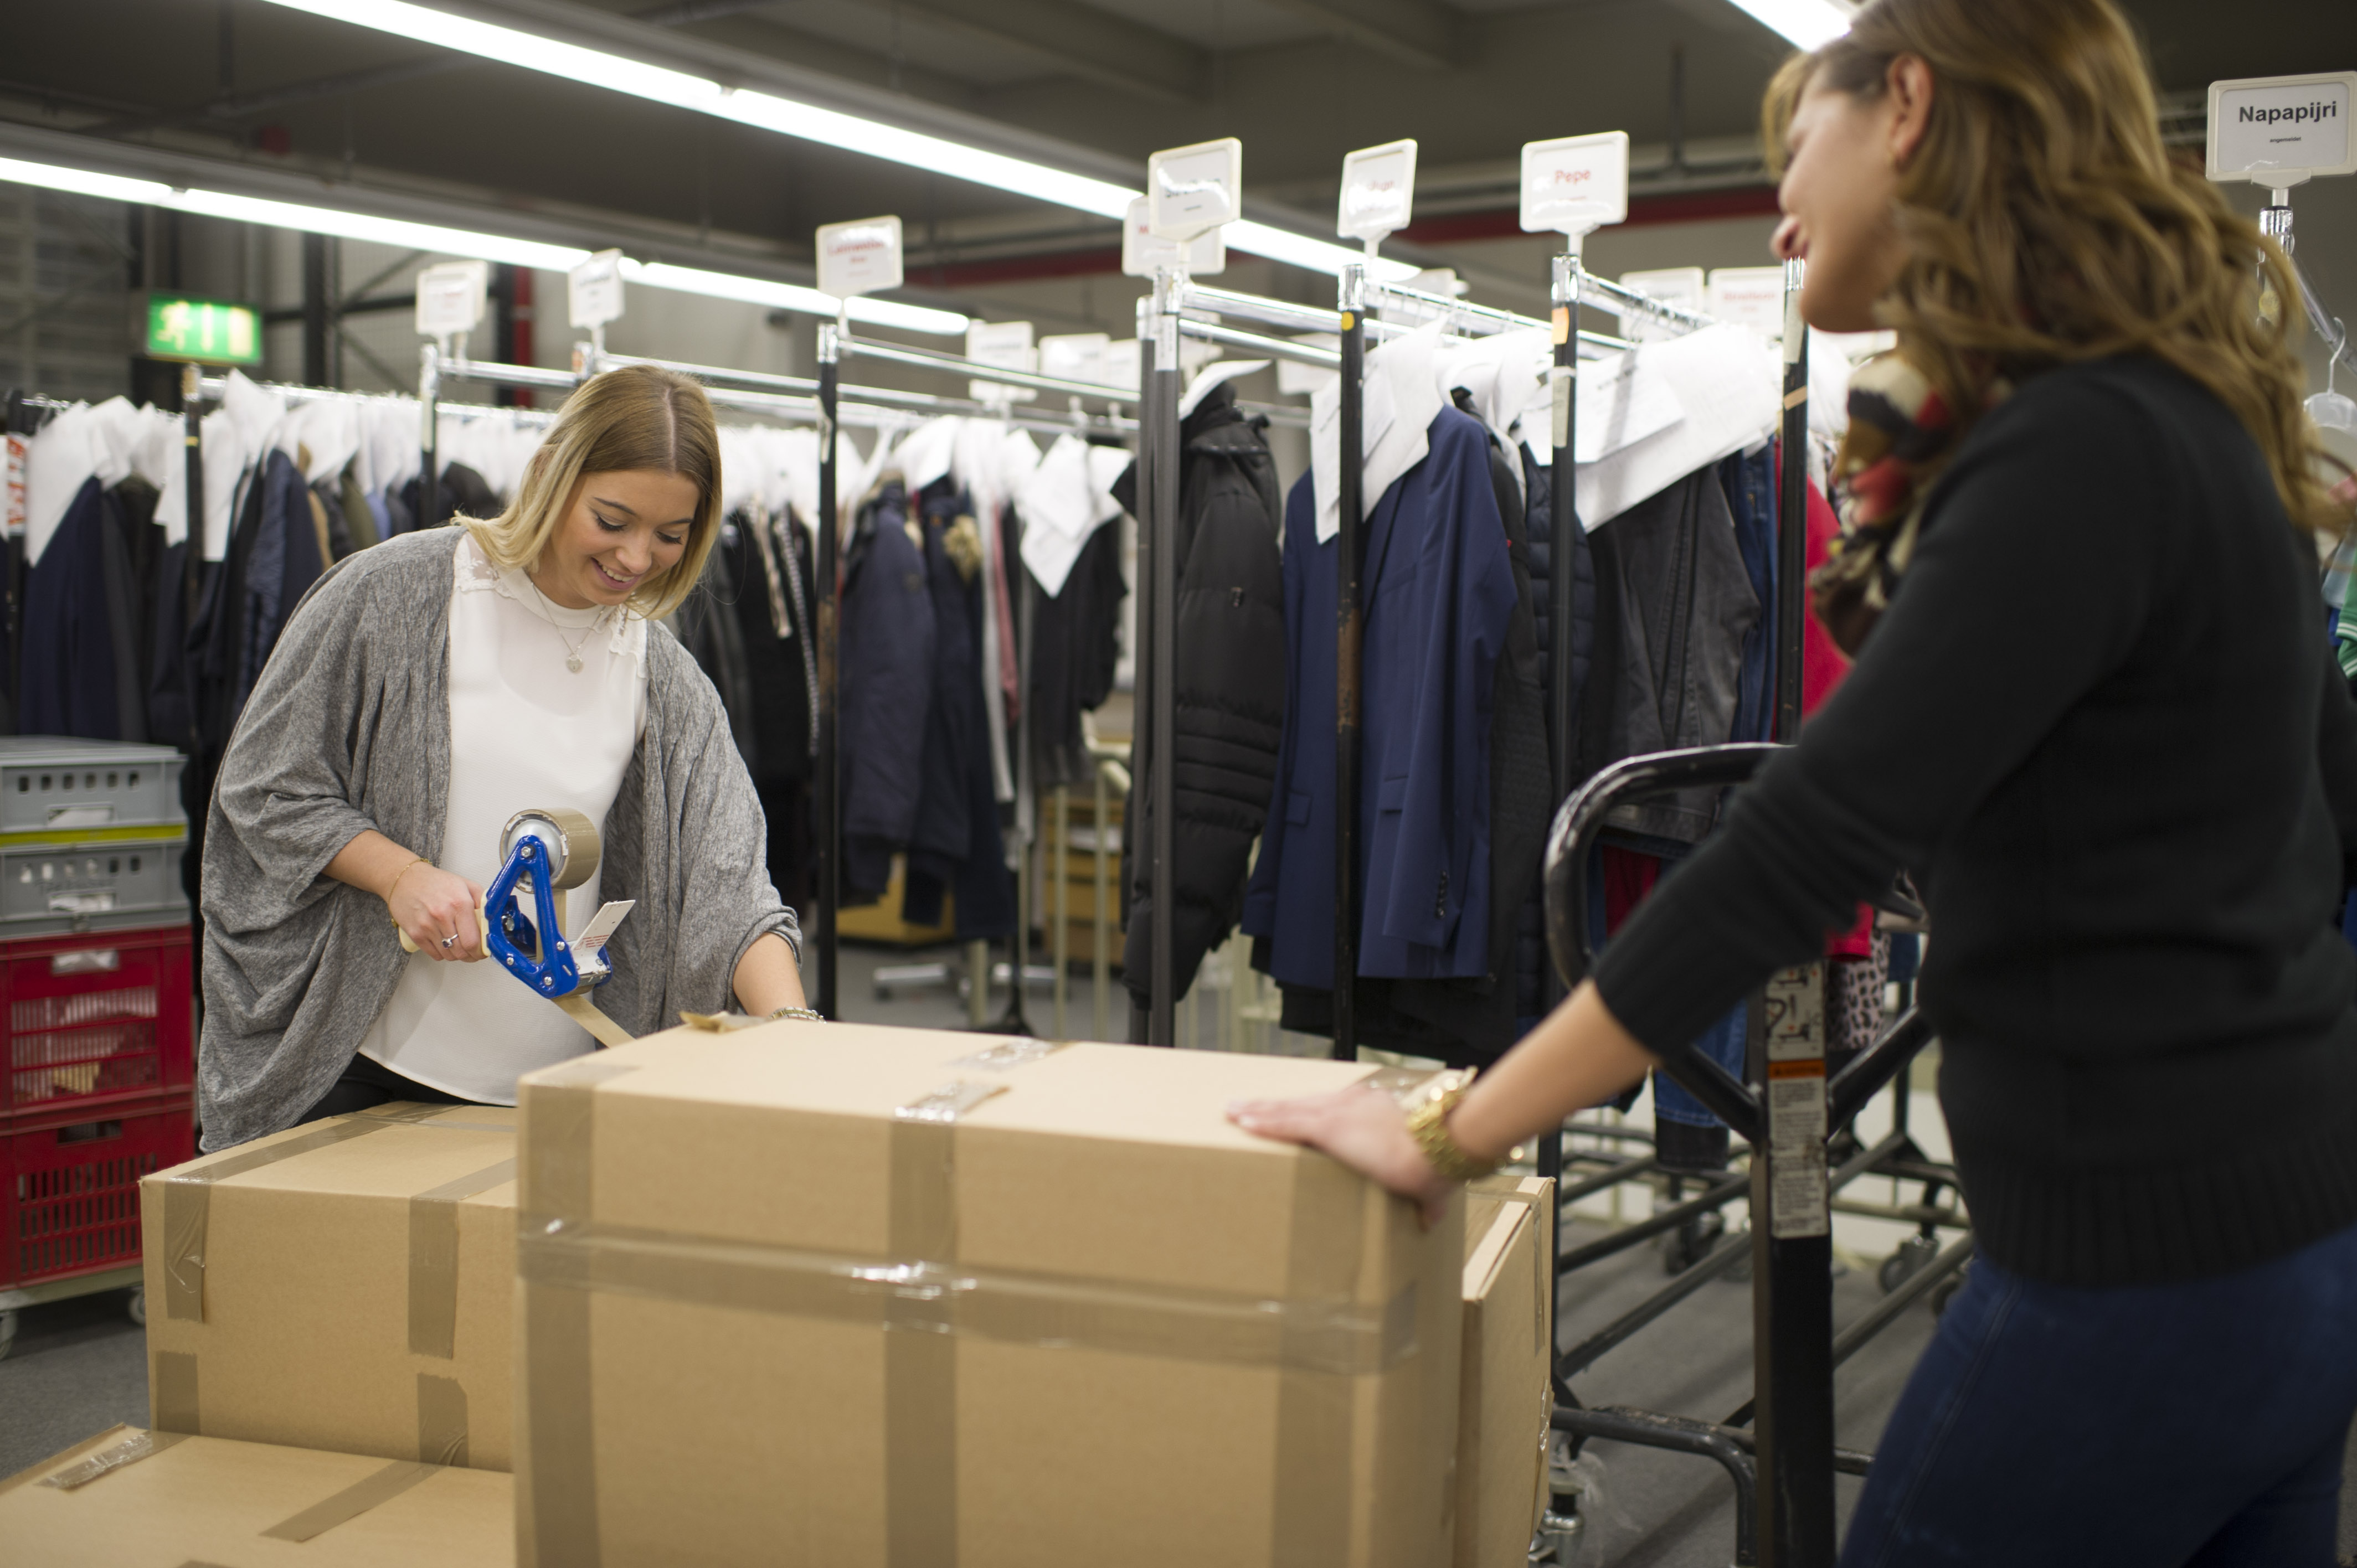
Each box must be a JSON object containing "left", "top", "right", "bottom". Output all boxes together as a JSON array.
[
  {"left": 461, "top": 362, "right": 723, "bottom": 620},
  {"left": 1764, "top": 0, "right": 2344, "bottom": 535}
]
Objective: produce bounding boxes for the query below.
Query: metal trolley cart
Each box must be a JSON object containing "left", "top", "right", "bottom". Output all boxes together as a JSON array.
[{"left": 1535, "top": 745, "right": 1973, "bottom": 1567}]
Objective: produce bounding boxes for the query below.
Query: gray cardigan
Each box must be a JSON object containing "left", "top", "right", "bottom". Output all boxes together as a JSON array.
[{"left": 197, "top": 527, "right": 800, "bottom": 1149}]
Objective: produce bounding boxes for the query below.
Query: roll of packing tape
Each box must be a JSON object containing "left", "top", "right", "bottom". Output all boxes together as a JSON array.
[{"left": 500, "top": 807, "right": 602, "bottom": 892}]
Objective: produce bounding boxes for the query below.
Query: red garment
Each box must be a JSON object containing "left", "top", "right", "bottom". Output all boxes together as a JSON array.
[{"left": 1601, "top": 845, "right": 1661, "bottom": 936}]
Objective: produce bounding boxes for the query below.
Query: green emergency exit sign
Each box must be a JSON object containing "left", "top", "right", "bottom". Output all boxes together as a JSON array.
[{"left": 142, "top": 293, "right": 261, "bottom": 365}]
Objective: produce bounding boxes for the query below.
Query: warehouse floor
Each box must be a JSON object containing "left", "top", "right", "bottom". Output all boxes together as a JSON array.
[{"left": 6, "top": 942, "right": 2353, "bottom": 1566}]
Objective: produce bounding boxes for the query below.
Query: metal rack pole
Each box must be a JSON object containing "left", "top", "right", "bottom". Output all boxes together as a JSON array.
[
  {"left": 1538, "top": 246, "right": 1583, "bottom": 1291},
  {"left": 1332, "top": 265, "right": 1368, "bottom": 1061},
  {"left": 1775, "top": 259, "right": 1809, "bottom": 744},
  {"left": 418, "top": 343, "right": 442, "bottom": 529},
  {"left": 812, "top": 322, "right": 842, "bottom": 1020},
  {"left": 1146, "top": 268, "right": 1182, "bottom": 1048}
]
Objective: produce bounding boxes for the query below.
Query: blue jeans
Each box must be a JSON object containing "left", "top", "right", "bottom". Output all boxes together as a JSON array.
[{"left": 1841, "top": 1220, "right": 2357, "bottom": 1567}]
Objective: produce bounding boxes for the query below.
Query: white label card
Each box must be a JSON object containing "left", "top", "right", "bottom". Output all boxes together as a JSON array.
[
  {"left": 1147, "top": 138, "right": 1242, "bottom": 241},
  {"left": 966, "top": 319, "right": 1037, "bottom": 404},
  {"left": 1038, "top": 332, "right": 1111, "bottom": 389},
  {"left": 415, "top": 260, "right": 490, "bottom": 340},
  {"left": 568, "top": 249, "right": 625, "bottom": 331},
  {"left": 1706, "top": 267, "right": 1788, "bottom": 342},
  {"left": 2208, "top": 73, "right": 2357, "bottom": 188},
  {"left": 1520, "top": 131, "right": 1630, "bottom": 236},
  {"left": 1122, "top": 196, "right": 1225, "bottom": 277},
  {"left": 816, "top": 215, "right": 904, "bottom": 300},
  {"left": 1617, "top": 267, "right": 1705, "bottom": 345},
  {"left": 1763, "top": 963, "right": 1830, "bottom": 1240},
  {"left": 1339, "top": 138, "right": 1417, "bottom": 243}
]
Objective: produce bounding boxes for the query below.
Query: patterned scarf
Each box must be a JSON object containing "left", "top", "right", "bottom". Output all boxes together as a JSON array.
[{"left": 1808, "top": 354, "right": 2006, "bottom": 655}]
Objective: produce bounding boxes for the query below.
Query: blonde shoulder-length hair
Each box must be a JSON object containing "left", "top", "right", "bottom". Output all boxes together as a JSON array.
[{"left": 459, "top": 363, "right": 723, "bottom": 621}]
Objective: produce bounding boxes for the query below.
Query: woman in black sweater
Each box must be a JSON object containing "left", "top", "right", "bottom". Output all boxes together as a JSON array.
[{"left": 1232, "top": 1, "right": 2357, "bottom": 1561}]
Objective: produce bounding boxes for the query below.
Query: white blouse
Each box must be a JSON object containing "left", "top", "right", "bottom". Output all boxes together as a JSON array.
[{"left": 359, "top": 532, "right": 648, "bottom": 1103}]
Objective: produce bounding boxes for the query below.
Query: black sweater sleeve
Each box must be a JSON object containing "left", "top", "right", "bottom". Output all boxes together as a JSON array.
[{"left": 1590, "top": 375, "right": 2178, "bottom": 1057}]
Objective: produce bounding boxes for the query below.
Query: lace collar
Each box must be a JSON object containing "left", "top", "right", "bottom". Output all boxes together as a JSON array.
[{"left": 454, "top": 530, "right": 644, "bottom": 662}]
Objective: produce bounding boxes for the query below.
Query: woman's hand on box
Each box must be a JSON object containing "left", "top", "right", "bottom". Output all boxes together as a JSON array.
[{"left": 1227, "top": 1088, "right": 1455, "bottom": 1224}]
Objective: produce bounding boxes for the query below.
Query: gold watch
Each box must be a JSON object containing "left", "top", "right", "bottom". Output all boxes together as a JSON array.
[{"left": 1402, "top": 1068, "right": 1500, "bottom": 1183}]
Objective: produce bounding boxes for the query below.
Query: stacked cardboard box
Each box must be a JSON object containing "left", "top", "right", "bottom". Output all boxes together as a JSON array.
[
  {"left": 138, "top": 1102, "right": 519, "bottom": 1469},
  {"left": 510, "top": 1023, "right": 1466, "bottom": 1567},
  {"left": 0, "top": 1425, "right": 513, "bottom": 1565}
]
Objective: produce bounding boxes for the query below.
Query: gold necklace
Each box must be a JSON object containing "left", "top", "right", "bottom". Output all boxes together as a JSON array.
[{"left": 524, "top": 574, "right": 610, "bottom": 673}]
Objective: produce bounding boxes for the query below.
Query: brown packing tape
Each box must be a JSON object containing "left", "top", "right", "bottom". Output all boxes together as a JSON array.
[
  {"left": 259, "top": 1459, "right": 439, "bottom": 1542},
  {"left": 409, "top": 1157, "right": 520, "bottom": 1359},
  {"left": 557, "top": 991, "right": 636, "bottom": 1049},
  {"left": 418, "top": 1373, "right": 471, "bottom": 1467},
  {"left": 520, "top": 1054, "right": 637, "bottom": 1568},
  {"left": 1357, "top": 1064, "right": 1440, "bottom": 1103},
  {"left": 38, "top": 1428, "right": 188, "bottom": 1490},
  {"left": 886, "top": 1093, "right": 965, "bottom": 1568},
  {"left": 153, "top": 1352, "right": 200, "bottom": 1435},
  {"left": 162, "top": 1116, "right": 401, "bottom": 1323},
  {"left": 1270, "top": 1154, "right": 1368, "bottom": 1568}
]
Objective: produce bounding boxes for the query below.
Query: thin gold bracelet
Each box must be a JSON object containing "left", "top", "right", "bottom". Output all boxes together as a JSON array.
[{"left": 384, "top": 855, "right": 429, "bottom": 917}]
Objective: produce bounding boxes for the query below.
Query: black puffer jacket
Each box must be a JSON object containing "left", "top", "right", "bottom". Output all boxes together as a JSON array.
[{"left": 1111, "top": 384, "right": 1286, "bottom": 1013}]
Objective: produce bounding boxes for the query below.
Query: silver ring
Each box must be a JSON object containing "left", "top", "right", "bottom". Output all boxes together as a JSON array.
[{"left": 441, "top": 933, "right": 458, "bottom": 949}]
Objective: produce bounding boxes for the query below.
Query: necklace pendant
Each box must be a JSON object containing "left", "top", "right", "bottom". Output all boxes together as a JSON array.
[{"left": 566, "top": 654, "right": 584, "bottom": 674}]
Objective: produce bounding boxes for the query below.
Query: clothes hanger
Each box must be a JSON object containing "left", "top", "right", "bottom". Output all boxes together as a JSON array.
[{"left": 2309, "top": 319, "right": 2356, "bottom": 435}]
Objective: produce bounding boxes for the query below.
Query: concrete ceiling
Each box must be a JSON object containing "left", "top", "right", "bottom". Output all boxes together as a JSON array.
[{"left": 3, "top": 0, "right": 2353, "bottom": 295}]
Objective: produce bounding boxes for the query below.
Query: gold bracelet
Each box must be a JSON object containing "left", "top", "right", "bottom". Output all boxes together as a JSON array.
[
  {"left": 1403, "top": 1069, "right": 1501, "bottom": 1183},
  {"left": 384, "top": 856, "right": 429, "bottom": 919},
  {"left": 765, "top": 1005, "right": 825, "bottom": 1023}
]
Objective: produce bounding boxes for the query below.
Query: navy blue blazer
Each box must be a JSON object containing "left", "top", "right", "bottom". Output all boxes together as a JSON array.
[{"left": 1243, "top": 405, "right": 1516, "bottom": 986}]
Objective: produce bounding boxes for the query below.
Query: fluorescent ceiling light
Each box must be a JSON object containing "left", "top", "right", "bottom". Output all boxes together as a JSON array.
[
  {"left": 1720, "top": 0, "right": 1856, "bottom": 49},
  {"left": 0, "top": 153, "right": 970, "bottom": 334},
  {"left": 254, "top": 0, "right": 1410, "bottom": 280}
]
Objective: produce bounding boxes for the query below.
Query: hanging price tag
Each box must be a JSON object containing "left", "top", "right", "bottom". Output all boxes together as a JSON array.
[
  {"left": 816, "top": 215, "right": 904, "bottom": 300},
  {"left": 1337, "top": 138, "right": 1417, "bottom": 245},
  {"left": 1519, "top": 131, "right": 1629, "bottom": 238},
  {"left": 1147, "top": 137, "right": 1242, "bottom": 241},
  {"left": 568, "top": 249, "right": 625, "bottom": 331},
  {"left": 414, "top": 260, "right": 490, "bottom": 340},
  {"left": 1121, "top": 197, "right": 1225, "bottom": 277}
]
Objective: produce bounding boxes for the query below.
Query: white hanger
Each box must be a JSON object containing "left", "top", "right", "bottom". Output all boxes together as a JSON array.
[{"left": 2309, "top": 319, "right": 2356, "bottom": 435}]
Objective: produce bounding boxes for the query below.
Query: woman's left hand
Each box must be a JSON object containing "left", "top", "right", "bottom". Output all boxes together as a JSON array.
[{"left": 1227, "top": 1088, "right": 1458, "bottom": 1224}]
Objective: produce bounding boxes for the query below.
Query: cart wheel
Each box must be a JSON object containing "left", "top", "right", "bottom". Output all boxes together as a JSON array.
[
  {"left": 0, "top": 1309, "right": 16, "bottom": 1362},
  {"left": 1931, "top": 1267, "right": 1967, "bottom": 1319},
  {"left": 126, "top": 1286, "right": 147, "bottom": 1328},
  {"left": 1879, "top": 1234, "right": 1941, "bottom": 1295}
]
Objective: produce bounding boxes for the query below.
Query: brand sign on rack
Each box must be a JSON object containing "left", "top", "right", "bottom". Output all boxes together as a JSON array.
[
  {"left": 568, "top": 250, "right": 625, "bottom": 332},
  {"left": 1038, "top": 332, "right": 1112, "bottom": 390},
  {"left": 1706, "top": 267, "right": 1788, "bottom": 343},
  {"left": 967, "top": 319, "right": 1037, "bottom": 404},
  {"left": 2207, "top": 71, "right": 2357, "bottom": 188},
  {"left": 1121, "top": 197, "right": 1224, "bottom": 278},
  {"left": 816, "top": 215, "right": 904, "bottom": 300},
  {"left": 1338, "top": 139, "right": 1417, "bottom": 245},
  {"left": 1519, "top": 131, "right": 1630, "bottom": 239},
  {"left": 1616, "top": 267, "right": 1705, "bottom": 345},
  {"left": 1147, "top": 138, "right": 1242, "bottom": 241},
  {"left": 415, "top": 260, "right": 490, "bottom": 342}
]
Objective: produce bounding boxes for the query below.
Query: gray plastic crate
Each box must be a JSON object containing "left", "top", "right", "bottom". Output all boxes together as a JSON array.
[
  {"left": 0, "top": 739, "right": 186, "bottom": 835},
  {"left": 2, "top": 839, "right": 187, "bottom": 929}
]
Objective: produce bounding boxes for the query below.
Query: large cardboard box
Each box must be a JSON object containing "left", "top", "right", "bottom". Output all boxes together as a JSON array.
[
  {"left": 1456, "top": 1176, "right": 1556, "bottom": 1568},
  {"left": 0, "top": 1425, "right": 513, "bottom": 1566},
  {"left": 513, "top": 1025, "right": 1464, "bottom": 1568},
  {"left": 140, "top": 1102, "right": 518, "bottom": 1469}
]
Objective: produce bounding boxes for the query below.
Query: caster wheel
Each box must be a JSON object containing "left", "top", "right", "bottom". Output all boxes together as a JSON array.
[
  {"left": 126, "top": 1286, "right": 147, "bottom": 1328},
  {"left": 0, "top": 1308, "right": 16, "bottom": 1362},
  {"left": 1931, "top": 1267, "right": 1968, "bottom": 1318},
  {"left": 1880, "top": 1234, "right": 1941, "bottom": 1294}
]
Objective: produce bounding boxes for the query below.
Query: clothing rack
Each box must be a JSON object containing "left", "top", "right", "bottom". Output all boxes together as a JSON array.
[{"left": 797, "top": 326, "right": 1140, "bottom": 1028}]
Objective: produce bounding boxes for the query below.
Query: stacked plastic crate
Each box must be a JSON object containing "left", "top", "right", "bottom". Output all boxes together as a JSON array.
[{"left": 0, "top": 739, "right": 195, "bottom": 1354}]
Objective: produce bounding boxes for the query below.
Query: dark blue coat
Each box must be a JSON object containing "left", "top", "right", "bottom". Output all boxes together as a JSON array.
[
  {"left": 840, "top": 480, "right": 937, "bottom": 902},
  {"left": 1243, "top": 406, "right": 1517, "bottom": 984}
]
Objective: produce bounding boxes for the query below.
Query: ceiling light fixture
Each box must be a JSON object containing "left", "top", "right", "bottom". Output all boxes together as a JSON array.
[
  {"left": 0, "top": 153, "right": 972, "bottom": 334},
  {"left": 253, "top": 0, "right": 1418, "bottom": 282},
  {"left": 1719, "top": 0, "right": 1857, "bottom": 50}
]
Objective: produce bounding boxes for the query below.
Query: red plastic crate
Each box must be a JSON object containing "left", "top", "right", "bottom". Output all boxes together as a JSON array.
[
  {"left": 3, "top": 1090, "right": 195, "bottom": 1290},
  {"left": 1, "top": 924, "right": 192, "bottom": 1116}
]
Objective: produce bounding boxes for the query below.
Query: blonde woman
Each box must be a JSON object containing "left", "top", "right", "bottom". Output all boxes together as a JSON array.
[
  {"left": 1233, "top": 1, "right": 2357, "bottom": 1561},
  {"left": 200, "top": 364, "right": 809, "bottom": 1148}
]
